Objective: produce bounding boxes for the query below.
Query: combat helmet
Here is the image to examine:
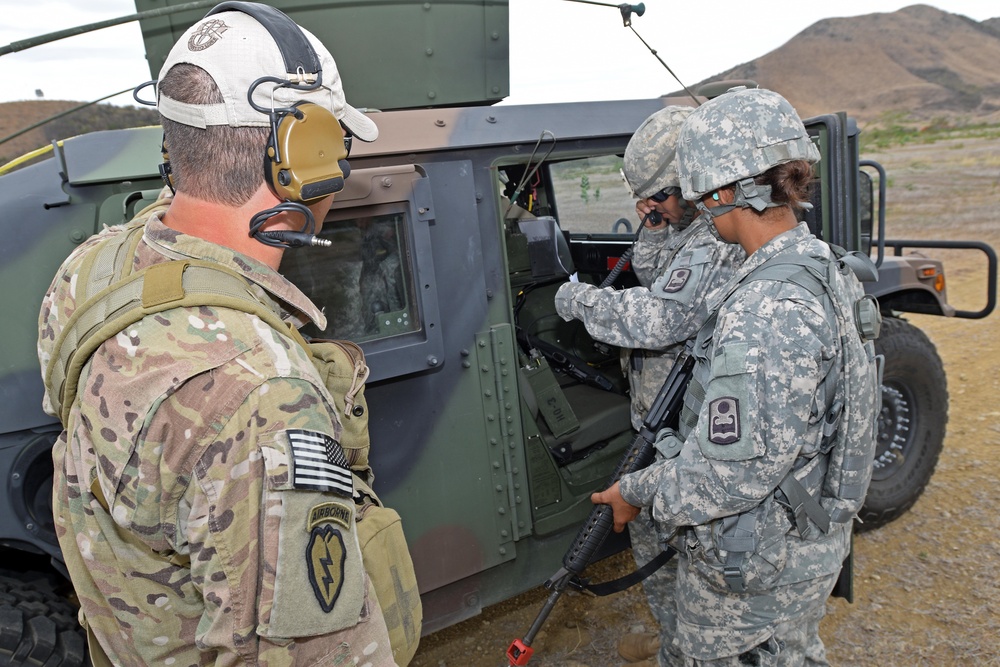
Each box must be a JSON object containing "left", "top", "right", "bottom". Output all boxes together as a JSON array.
[
  {"left": 622, "top": 105, "right": 694, "bottom": 199},
  {"left": 676, "top": 87, "right": 819, "bottom": 211}
]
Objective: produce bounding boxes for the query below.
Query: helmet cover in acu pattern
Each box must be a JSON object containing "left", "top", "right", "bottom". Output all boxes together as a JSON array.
[
  {"left": 676, "top": 88, "right": 819, "bottom": 201},
  {"left": 622, "top": 105, "right": 694, "bottom": 199}
]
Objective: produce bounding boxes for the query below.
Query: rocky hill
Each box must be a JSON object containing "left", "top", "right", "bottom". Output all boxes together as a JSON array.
[{"left": 688, "top": 4, "right": 1000, "bottom": 126}]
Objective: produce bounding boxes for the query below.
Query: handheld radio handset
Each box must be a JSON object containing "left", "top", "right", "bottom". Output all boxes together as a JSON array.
[{"left": 598, "top": 209, "right": 662, "bottom": 288}]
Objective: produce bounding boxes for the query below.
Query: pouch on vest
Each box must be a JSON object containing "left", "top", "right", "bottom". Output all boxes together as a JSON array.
[
  {"left": 310, "top": 340, "right": 423, "bottom": 663},
  {"left": 355, "top": 475, "right": 423, "bottom": 665},
  {"left": 309, "top": 339, "right": 373, "bottom": 477}
]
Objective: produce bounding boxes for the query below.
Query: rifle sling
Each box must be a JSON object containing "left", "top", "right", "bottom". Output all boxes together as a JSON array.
[{"left": 579, "top": 547, "right": 676, "bottom": 597}]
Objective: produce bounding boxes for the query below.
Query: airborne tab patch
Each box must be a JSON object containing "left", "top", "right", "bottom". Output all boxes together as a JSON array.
[
  {"left": 287, "top": 429, "right": 354, "bottom": 497},
  {"left": 308, "top": 502, "right": 352, "bottom": 531},
  {"left": 708, "top": 397, "right": 741, "bottom": 445}
]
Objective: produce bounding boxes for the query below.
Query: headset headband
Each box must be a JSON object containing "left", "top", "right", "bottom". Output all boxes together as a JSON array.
[{"left": 206, "top": 1, "right": 322, "bottom": 78}]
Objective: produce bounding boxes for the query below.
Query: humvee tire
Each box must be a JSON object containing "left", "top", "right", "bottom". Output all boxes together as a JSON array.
[
  {"left": 857, "top": 317, "right": 948, "bottom": 530},
  {"left": 0, "top": 569, "right": 86, "bottom": 667}
]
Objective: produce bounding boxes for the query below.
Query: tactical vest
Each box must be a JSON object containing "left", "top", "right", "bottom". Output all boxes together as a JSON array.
[
  {"left": 679, "top": 243, "right": 883, "bottom": 593},
  {"left": 45, "top": 219, "right": 422, "bottom": 665}
]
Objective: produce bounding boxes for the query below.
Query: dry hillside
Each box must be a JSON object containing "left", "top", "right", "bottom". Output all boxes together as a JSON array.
[
  {"left": 691, "top": 4, "right": 1000, "bottom": 126},
  {"left": 0, "top": 100, "right": 157, "bottom": 166}
]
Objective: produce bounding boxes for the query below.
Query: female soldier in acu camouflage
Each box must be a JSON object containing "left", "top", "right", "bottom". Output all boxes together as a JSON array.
[
  {"left": 593, "top": 88, "right": 880, "bottom": 666},
  {"left": 555, "top": 105, "right": 745, "bottom": 667}
]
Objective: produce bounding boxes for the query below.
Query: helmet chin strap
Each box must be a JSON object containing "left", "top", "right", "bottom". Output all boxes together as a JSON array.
[
  {"left": 675, "top": 198, "right": 699, "bottom": 228},
  {"left": 248, "top": 201, "right": 333, "bottom": 248},
  {"left": 694, "top": 177, "right": 779, "bottom": 243}
]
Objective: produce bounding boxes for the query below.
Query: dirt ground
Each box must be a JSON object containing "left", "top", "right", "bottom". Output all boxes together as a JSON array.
[{"left": 408, "top": 133, "right": 1000, "bottom": 667}]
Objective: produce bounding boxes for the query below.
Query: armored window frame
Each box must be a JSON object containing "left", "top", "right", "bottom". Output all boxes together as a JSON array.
[{"left": 281, "top": 165, "right": 443, "bottom": 382}]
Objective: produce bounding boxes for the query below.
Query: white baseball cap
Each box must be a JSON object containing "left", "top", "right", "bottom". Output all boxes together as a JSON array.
[{"left": 156, "top": 9, "right": 378, "bottom": 142}]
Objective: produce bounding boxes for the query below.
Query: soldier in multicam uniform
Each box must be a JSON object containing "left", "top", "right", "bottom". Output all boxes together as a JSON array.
[
  {"left": 554, "top": 106, "right": 745, "bottom": 667},
  {"left": 592, "top": 88, "right": 880, "bottom": 666},
  {"left": 37, "top": 4, "right": 397, "bottom": 665}
]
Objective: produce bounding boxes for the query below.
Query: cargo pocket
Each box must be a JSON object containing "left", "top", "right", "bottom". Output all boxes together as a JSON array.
[
  {"left": 693, "top": 496, "right": 789, "bottom": 595},
  {"left": 256, "top": 438, "right": 367, "bottom": 640}
]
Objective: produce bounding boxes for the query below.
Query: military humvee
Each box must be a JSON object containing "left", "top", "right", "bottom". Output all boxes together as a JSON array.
[{"left": 0, "top": 1, "right": 995, "bottom": 664}]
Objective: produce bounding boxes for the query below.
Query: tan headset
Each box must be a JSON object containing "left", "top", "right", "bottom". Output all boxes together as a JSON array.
[
  {"left": 157, "top": 2, "right": 352, "bottom": 247},
  {"left": 264, "top": 100, "right": 349, "bottom": 204}
]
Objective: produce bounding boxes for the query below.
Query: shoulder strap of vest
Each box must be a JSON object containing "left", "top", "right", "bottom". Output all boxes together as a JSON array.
[
  {"left": 46, "top": 227, "right": 310, "bottom": 425},
  {"left": 829, "top": 243, "right": 879, "bottom": 283}
]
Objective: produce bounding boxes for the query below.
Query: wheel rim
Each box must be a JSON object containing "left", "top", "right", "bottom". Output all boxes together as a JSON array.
[{"left": 872, "top": 382, "right": 914, "bottom": 481}]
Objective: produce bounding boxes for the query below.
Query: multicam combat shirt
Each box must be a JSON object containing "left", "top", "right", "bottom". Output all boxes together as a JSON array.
[{"left": 38, "top": 204, "right": 395, "bottom": 666}]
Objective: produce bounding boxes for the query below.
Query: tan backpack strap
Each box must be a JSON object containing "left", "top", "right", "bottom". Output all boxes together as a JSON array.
[
  {"left": 48, "top": 256, "right": 307, "bottom": 425},
  {"left": 72, "top": 222, "right": 146, "bottom": 304}
]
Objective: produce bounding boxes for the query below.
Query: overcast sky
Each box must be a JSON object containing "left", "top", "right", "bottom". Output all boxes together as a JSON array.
[{"left": 0, "top": 0, "right": 996, "bottom": 108}]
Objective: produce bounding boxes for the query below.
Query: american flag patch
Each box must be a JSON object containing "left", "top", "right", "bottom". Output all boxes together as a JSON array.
[{"left": 287, "top": 429, "right": 353, "bottom": 497}]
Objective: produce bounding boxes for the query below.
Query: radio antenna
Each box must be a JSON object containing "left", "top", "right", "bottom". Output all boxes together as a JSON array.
[{"left": 562, "top": 0, "right": 701, "bottom": 105}]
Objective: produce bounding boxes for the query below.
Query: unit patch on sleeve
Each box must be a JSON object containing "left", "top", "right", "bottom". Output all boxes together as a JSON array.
[
  {"left": 708, "top": 397, "right": 741, "bottom": 445},
  {"left": 287, "top": 429, "right": 354, "bottom": 496},
  {"left": 662, "top": 268, "right": 692, "bottom": 293},
  {"left": 306, "top": 524, "right": 347, "bottom": 613}
]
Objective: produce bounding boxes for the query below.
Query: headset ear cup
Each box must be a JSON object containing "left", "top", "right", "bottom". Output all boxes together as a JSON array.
[
  {"left": 263, "top": 137, "right": 281, "bottom": 198},
  {"left": 264, "top": 102, "right": 348, "bottom": 203}
]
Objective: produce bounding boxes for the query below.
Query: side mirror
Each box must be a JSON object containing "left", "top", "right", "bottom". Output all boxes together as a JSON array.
[{"left": 859, "top": 169, "right": 874, "bottom": 256}]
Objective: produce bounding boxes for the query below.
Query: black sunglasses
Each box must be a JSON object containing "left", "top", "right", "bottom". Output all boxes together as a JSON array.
[{"left": 649, "top": 187, "right": 681, "bottom": 202}]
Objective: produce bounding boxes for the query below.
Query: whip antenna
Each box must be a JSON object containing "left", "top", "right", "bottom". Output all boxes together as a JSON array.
[{"left": 563, "top": 0, "right": 701, "bottom": 105}]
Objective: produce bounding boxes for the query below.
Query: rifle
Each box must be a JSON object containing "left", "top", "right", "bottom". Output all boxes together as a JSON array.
[
  {"left": 516, "top": 328, "right": 619, "bottom": 394},
  {"left": 506, "top": 343, "right": 695, "bottom": 665}
]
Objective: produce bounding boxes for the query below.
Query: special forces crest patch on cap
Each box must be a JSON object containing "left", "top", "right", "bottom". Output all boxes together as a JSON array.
[
  {"left": 188, "top": 18, "right": 228, "bottom": 52},
  {"left": 708, "top": 397, "right": 740, "bottom": 445},
  {"left": 662, "top": 268, "right": 692, "bottom": 293},
  {"left": 287, "top": 429, "right": 354, "bottom": 497},
  {"left": 307, "top": 524, "right": 347, "bottom": 613}
]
